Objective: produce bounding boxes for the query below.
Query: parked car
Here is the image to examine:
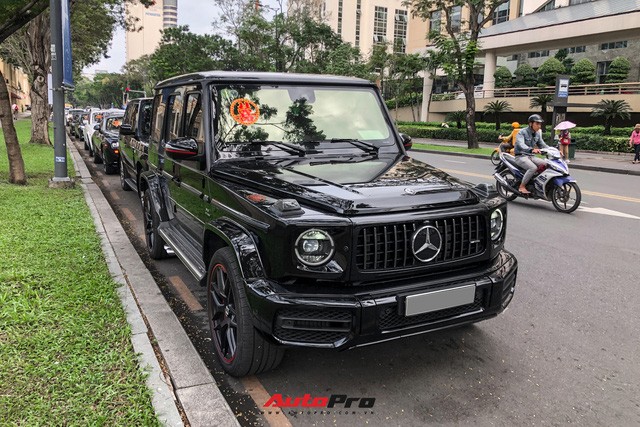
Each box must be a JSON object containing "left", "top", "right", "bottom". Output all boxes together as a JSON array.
[
  {"left": 91, "top": 110, "right": 125, "bottom": 174},
  {"left": 455, "top": 84, "right": 484, "bottom": 99},
  {"left": 67, "top": 108, "right": 83, "bottom": 127},
  {"left": 140, "top": 71, "right": 518, "bottom": 377},
  {"left": 69, "top": 110, "right": 86, "bottom": 137},
  {"left": 83, "top": 109, "right": 105, "bottom": 153},
  {"left": 118, "top": 98, "right": 153, "bottom": 194}
]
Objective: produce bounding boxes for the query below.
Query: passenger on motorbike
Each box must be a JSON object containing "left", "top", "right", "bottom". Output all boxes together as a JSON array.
[
  {"left": 514, "top": 114, "right": 549, "bottom": 195},
  {"left": 498, "top": 122, "right": 520, "bottom": 153}
]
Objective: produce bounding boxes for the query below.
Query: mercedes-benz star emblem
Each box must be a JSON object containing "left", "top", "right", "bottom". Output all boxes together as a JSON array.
[{"left": 411, "top": 225, "right": 442, "bottom": 262}]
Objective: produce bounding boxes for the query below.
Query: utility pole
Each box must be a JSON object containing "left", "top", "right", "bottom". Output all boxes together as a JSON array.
[{"left": 49, "top": 0, "right": 73, "bottom": 187}]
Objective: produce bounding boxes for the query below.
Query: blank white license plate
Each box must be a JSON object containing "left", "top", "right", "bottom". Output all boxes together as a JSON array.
[{"left": 404, "top": 284, "right": 476, "bottom": 316}]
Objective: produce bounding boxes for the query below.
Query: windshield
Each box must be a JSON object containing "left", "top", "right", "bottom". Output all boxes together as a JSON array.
[
  {"left": 213, "top": 84, "right": 395, "bottom": 155},
  {"left": 105, "top": 116, "right": 123, "bottom": 133}
]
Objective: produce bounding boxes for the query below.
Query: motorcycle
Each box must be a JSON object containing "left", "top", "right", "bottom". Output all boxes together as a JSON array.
[
  {"left": 493, "top": 147, "right": 581, "bottom": 213},
  {"left": 491, "top": 135, "right": 514, "bottom": 165}
]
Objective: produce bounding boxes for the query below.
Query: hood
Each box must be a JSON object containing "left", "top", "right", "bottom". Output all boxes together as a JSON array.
[{"left": 213, "top": 155, "right": 480, "bottom": 215}]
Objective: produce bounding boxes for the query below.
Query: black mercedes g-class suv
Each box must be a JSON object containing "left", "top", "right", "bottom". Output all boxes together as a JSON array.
[
  {"left": 140, "top": 71, "right": 518, "bottom": 377},
  {"left": 119, "top": 97, "right": 153, "bottom": 194}
]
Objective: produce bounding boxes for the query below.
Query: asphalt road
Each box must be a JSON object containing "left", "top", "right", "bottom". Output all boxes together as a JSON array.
[{"left": 75, "top": 138, "right": 640, "bottom": 427}]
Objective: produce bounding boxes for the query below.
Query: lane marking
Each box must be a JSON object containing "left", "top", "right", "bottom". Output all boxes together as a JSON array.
[
  {"left": 167, "top": 276, "right": 203, "bottom": 312},
  {"left": 578, "top": 207, "right": 640, "bottom": 219},
  {"left": 442, "top": 168, "right": 640, "bottom": 204},
  {"left": 241, "top": 376, "right": 292, "bottom": 427},
  {"left": 444, "top": 159, "right": 466, "bottom": 164},
  {"left": 121, "top": 207, "right": 136, "bottom": 223}
]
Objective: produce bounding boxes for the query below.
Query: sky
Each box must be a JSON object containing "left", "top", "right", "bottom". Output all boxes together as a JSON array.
[{"left": 83, "top": 0, "right": 281, "bottom": 75}]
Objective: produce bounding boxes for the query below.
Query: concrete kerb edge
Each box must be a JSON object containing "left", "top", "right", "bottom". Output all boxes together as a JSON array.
[
  {"left": 411, "top": 148, "right": 640, "bottom": 176},
  {"left": 67, "top": 136, "right": 184, "bottom": 427}
]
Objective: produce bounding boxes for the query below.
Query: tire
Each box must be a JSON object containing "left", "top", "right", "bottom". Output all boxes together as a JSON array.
[
  {"left": 551, "top": 182, "right": 581, "bottom": 213},
  {"left": 93, "top": 147, "right": 103, "bottom": 164},
  {"left": 490, "top": 150, "right": 501, "bottom": 166},
  {"left": 496, "top": 170, "right": 518, "bottom": 201},
  {"left": 104, "top": 152, "right": 118, "bottom": 175},
  {"left": 142, "top": 189, "right": 167, "bottom": 259},
  {"left": 207, "top": 247, "right": 284, "bottom": 377},
  {"left": 83, "top": 137, "right": 89, "bottom": 151},
  {"left": 120, "top": 158, "right": 132, "bottom": 191}
]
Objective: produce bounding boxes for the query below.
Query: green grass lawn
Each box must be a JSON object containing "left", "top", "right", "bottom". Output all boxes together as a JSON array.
[
  {"left": 412, "top": 142, "right": 494, "bottom": 156},
  {"left": 0, "top": 120, "right": 160, "bottom": 425}
]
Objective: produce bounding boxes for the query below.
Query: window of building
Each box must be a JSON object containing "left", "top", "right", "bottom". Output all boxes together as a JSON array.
[
  {"left": 569, "top": 46, "right": 586, "bottom": 54},
  {"left": 429, "top": 10, "right": 441, "bottom": 34},
  {"left": 597, "top": 61, "right": 612, "bottom": 83},
  {"left": 569, "top": 0, "right": 594, "bottom": 5},
  {"left": 538, "top": 0, "right": 555, "bottom": 12},
  {"left": 373, "top": 6, "right": 388, "bottom": 45},
  {"left": 450, "top": 6, "right": 461, "bottom": 32},
  {"left": 492, "top": 1, "right": 510, "bottom": 25},
  {"left": 337, "top": 0, "right": 343, "bottom": 35},
  {"left": 393, "top": 10, "right": 408, "bottom": 53},
  {"left": 528, "top": 50, "right": 550, "bottom": 58},
  {"left": 355, "top": 0, "right": 361, "bottom": 47},
  {"left": 600, "top": 41, "right": 627, "bottom": 50}
]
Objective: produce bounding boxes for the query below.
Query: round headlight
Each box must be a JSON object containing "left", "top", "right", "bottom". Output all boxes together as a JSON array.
[
  {"left": 295, "top": 229, "right": 335, "bottom": 266},
  {"left": 490, "top": 209, "right": 504, "bottom": 241}
]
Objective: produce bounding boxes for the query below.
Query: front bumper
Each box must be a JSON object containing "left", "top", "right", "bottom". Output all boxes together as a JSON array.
[{"left": 245, "top": 250, "right": 517, "bottom": 349}]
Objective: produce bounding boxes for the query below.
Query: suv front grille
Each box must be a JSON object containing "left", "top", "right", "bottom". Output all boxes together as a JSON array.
[
  {"left": 356, "top": 215, "right": 486, "bottom": 271},
  {"left": 274, "top": 309, "right": 352, "bottom": 344},
  {"left": 378, "top": 288, "right": 486, "bottom": 331}
]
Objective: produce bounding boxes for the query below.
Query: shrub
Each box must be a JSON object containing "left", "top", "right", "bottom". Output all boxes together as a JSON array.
[
  {"left": 494, "top": 66, "right": 513, "bottom": 88},
  {"left": 537, "top": 58, "right": 565, "bottom": 86},
  {"left": 571, "top": 58, "right": 596, "bottom": 84},
  {"left": 606, "top": 57, "right": 631, "bottom": 83},
  {"left": 513, "top": 63, "right": 537, "bottom": 87}
]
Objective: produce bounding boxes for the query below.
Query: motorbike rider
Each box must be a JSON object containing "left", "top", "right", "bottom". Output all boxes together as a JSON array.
[
  {"left": 498, "top": 121, "right": 520, "bottom": 153},
  {"left": 514, "top": 114, "right": 549, "bottom": 195}
]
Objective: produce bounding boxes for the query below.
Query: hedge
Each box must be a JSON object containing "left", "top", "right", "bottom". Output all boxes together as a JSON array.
[{"left": 398, "top": 125, "right": 633, "bottom": 153}]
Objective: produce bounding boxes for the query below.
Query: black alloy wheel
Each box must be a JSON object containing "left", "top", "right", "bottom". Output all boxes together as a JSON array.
[
  {"left": 104, "top": 152, "right": 118, "bottom": 175},
  {"left": 491, "top": 150, "right": 501, "bottom": 165},
  {"left": 207, "top": 247, "right": 284, "bottom": 377},
  {"left": 142, "top": 189, "right": 167, "bottom": 259},
  {"left": 496, "top": 170, "right": 518, "bottom": 201},
  {"left": 551, "top": 182, "right": 581, "bottom": 213},
  {"left": 93, "top": 146, "right": 102, "bottom": 164}
]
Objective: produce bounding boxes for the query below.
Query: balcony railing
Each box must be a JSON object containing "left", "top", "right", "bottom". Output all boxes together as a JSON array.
[{"left": 432, "top": 82, "right": 640, "bottom": 101}]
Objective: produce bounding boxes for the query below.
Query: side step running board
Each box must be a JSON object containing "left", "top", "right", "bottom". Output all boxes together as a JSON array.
[{"left": 158, "top": 224, "right": 206, "bottom": 282}]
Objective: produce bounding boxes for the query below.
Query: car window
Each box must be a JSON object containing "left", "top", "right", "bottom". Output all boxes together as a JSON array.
[
  {"left": 140, "top": 101, "right": 153, "bottom": 137},
  {"left": 214, "top": 84, "right": 393, "bottom": 151},
  {"left": 105, "top": 116, "right": 123, "bottom": 132},
  {"left": 151, "top": 94, "right": 164, "bottom": 142},
  {"left": 184, "top": 93, "right": 203, "bottom": 143},
  {"left": 165, "top": 93, "right": 183, "bottom": 141}
]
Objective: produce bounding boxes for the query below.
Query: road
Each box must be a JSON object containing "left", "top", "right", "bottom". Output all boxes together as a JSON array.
[{"left": 75, "top": 138, "right": 640, "bottom": 427}]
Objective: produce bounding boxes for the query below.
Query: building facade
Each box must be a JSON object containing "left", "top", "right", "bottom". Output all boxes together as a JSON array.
[
  {"left": 1, "top": 60, "right": 30, "bottom": 112},
  {"left": 125, "top": 0, "right": 178, "bottom": 64},
  {"left": 302, "top": 0, "right": 409, "bottom": 57}
]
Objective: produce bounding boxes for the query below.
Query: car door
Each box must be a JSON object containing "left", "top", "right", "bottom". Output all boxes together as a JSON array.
[
  {"left": 121, "top": 102, "right": 139, "bottom": 176},
  {"left": 163, "top": 87, "right": 207, "bottom": 244}
]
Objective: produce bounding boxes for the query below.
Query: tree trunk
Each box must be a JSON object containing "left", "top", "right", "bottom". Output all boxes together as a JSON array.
[
  {"left": 27, "top": 14, "right": 51, "bottom": 145},
  {"left": 464, "top": 86, "right": 479, "bottom": 149},
  {"left": 0, "top": 71, "right": 27, "bottom": 185}
]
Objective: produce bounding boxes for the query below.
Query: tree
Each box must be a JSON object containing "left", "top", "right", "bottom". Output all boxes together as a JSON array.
[
  {"left": 513, "top": 63, "right": 537, "bottom": 87},
  {"left": 0, "top": 0, "right": 48, "bottom": 43},
  {"left": 405, "top": 0, "right": 510, "bottom": 149},
  {"left": 530, "top": 94, "right": 553, "bottom": 131},
  {"left": 148, "top": 26, "right": 240, "bottom": 81},
  {"left": 570, "top": 58, "right": 596, "bottom": 85},
  {"left": 0, "top": 70, "right": 26, "bottom": 184},
  {"left": 606, "top": 57, "right": 631, "bottom": 83},
  {"left": 536, "top": 57, "right": 565, "bottom": 86},
  {"left": 494, "top": 66, "right": 512, "bottom": 88},
  {"left": 590, "top": 99, "right": 631, "bottom": 135},
  {"left": 388, "top": 53, "right": 427, "bottom": 121},
  {"left": 446, "top": 110, "right": 466, "bottom": 129},
  {"left": 554, "top": 48, "right": 574, "bottom": 74},
  {"left": 324, "top": 44, "right": 370, "bottom": 79},
  {"left": 483, "top": 100, "right": 512, "bottom": 130}
]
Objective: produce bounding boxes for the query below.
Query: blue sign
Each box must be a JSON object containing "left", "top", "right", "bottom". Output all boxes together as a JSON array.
[
  {"left": 61, "top": 0, "right": 74, "bottom": 88},
  {"left": 558, "top": 78, "right": 569, "bottom": 98}
]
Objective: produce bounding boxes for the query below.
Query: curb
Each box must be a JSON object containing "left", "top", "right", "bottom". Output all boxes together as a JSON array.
[
  {"left": 67, "top": 136, "right": 240, "bottom": 427},
  {"left": 411, "top": 148, "right": 640, "bottom": 176}
]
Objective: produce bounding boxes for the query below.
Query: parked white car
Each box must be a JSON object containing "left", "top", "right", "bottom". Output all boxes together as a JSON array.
[
  {"left": 456, "top": 85, "right": 484, "bottom": 99},
  {"left": 83, "top": 109, "right": 105, "bottom": 154}
]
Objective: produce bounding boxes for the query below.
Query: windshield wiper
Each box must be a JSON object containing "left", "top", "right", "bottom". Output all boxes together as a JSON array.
[
  {"left": 329, "top": 138, "right": 378, "bottom": 154},
  {"left": 253, "top": 140, "right": 307, "bottom": 157}
]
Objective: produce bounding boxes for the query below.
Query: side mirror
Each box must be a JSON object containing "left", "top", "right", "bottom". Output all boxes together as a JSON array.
[
  {"left": 93, "top": 124, "right": 100, "bottom": 131},
  {"left": 119, "top": 124, "right": 134, "bottom": 136},
  {"left": 165, "top": 137, "right": 200, "bottom": 161},
  {"left": 400, "top": 133, "right": 412, "bottom": 151}
]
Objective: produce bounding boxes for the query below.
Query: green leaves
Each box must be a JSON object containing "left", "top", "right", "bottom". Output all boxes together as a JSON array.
[{"left": 590, "top": 99, "right": 631, "bottom": 135}]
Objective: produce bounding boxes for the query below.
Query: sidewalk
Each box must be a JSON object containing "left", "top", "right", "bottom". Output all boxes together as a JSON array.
[
  {"left": 67, "top": 137, "right": 240, "bottom": 427},
  {"left": 413, "top": 137, "right": 640, "bottom": 176}
]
